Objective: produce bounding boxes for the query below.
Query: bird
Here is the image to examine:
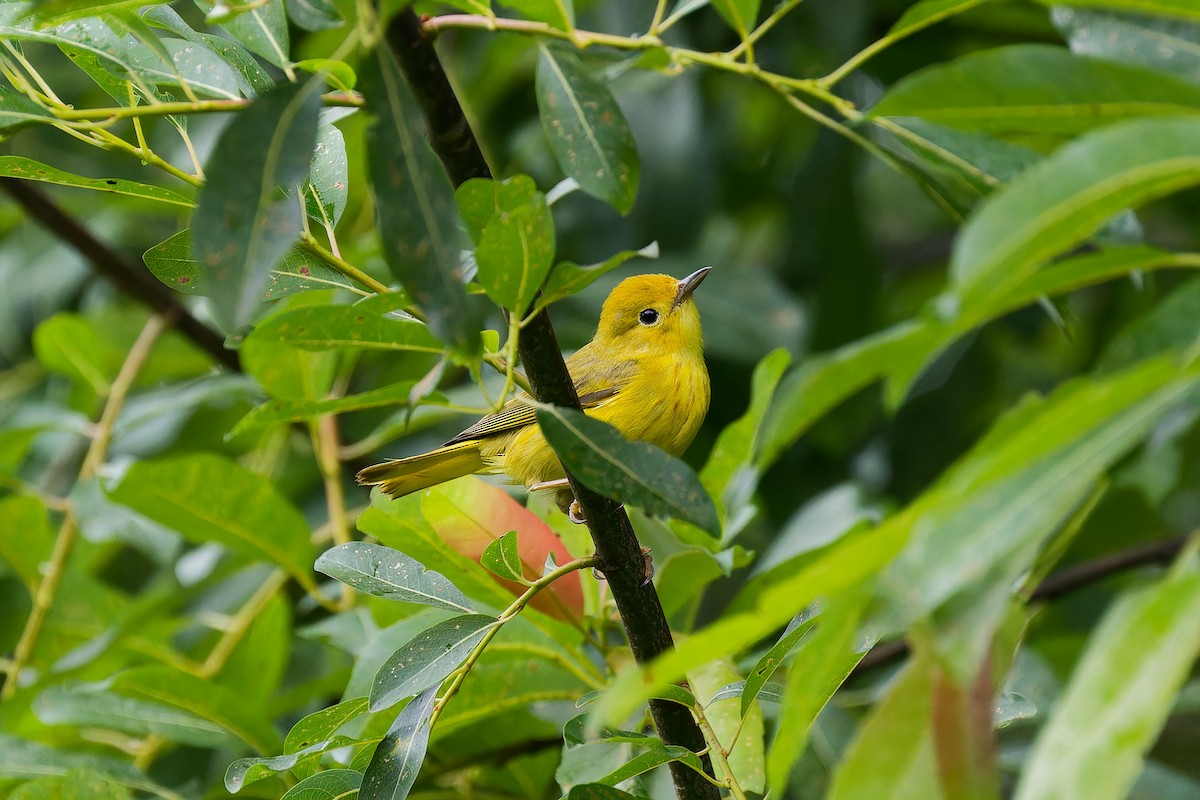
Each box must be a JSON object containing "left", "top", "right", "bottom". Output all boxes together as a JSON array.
[{"left": 356, "top": 267, "right": 712, "bottom": 517}]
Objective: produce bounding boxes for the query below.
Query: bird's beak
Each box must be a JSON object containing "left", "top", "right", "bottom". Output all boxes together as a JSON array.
[{"left": 671, "top": 266, "right": 712, "bottom": 310}]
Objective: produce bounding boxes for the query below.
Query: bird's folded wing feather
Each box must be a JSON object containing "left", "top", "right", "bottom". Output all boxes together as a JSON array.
[{"left": 442, "top": 353, "right": 635, "bottom": 445}]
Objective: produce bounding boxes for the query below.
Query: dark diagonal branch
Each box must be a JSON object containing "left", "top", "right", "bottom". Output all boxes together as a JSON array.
[
  {"left": 383, "top": 11, "right": 719, "bottom": 799},
  {"left": 853, "top": 534, "right": 1189, "bottom": 675},
  {"left": 0, "top": 179, "right": 240, "bottom": 373}
]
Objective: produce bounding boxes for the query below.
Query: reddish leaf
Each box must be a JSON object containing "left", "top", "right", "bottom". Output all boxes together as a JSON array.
[{"left": 419, "top": 478, "right": 584, "bottom": 621}]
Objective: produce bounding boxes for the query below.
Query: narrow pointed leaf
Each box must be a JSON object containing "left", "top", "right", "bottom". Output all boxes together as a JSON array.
[
  {"left": 0, "top": 156, "right": 193, "bottom": 206},
  {"left": 285, "top": 697, "right": 370, "bottom": 754},
  {"left": 109, "top": 453, "right": 317, "bottom": 588},
  {"left": 595, "top": 743, "right": 706, "bottom": 787},
  {"left": 869, "top": 45, "right": 1200, "bottom": 135},
  {"left": 316, "top": 542, "right": 474, "bottom": 613},
  {"left": 193, "top": 80, "right": 322, "bottom": 331},
  {"left": 537, "top": 405, "right": 719, "bottom": 534},
  {"left": 369, "top": 615, "right": 498, "bottom": 711},
  {"left": 1037, "top": 0, "right": 1200, "bottom": 22},
  {"left": 741, "top": 613, "right": 814, "bottom": 718},
  {"left": 536, "top": 242, "right": 659, "bottom": 311},
  {"left": 1052, "top": 7, "right": 1200, "bottom": 83},
  {"left": 947, "top": 117, "right": 1200, "bottom": 324},
  {"left": 363, "top": 44, "right": 479, "bottom": 357},
  {"left": 361, "top": 686, "right": 438, "bottom": 800},
  {"left": 711, "top": 0, "right": 759, "bottom": 38},
  {"left": 0, "top": 85, "right": 55, "bottom": 133},
  {"left": 1015, "top": 569, "right": 1200, "bottom": 800},
  {"left": 206, "top": 0, "right": 291, "bottom": 69},
  {"left": 536, "top": 43, "right": 640, "bottom": 214},
  {"left": 225, "top": 736, "right": 358, "bottom": 791}
]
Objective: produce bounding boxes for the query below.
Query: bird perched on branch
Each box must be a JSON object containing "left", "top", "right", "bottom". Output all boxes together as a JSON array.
[{"left": 356, "top": 267, "right": 712, "bottom": 518}]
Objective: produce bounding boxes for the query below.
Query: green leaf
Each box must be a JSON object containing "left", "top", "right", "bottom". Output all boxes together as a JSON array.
[
  {"left": 0, "top": 155, "right": 192, "bottom": 206},
  {"left": 563, "top": 715, "right": 656, "bottom": 746},
  {"left": 1052, "top": 7, "right": 1200, "bottom": 84},
  {"left": 711, "top": 0, "right": 759, "bottom": 38},
  {"left": 9, "top": 771, "right": 132, "bottom": 800},
  {"left": 1038, "top": 0, "right": 1200, "bottom": 22},
  {"left": 766, "top": 593, "right": 868, "bottom": 794},
  {"left": 363, "top": 44, "right": 480, "bottom": 358},
  {"left": 481, "top": 531, "right": 528, "bottom": 583},
  {"left": 144, "top": 229, "right": 356, "bottom": 300},
  {"left": 226, "top": 737, "right": 359, "bottom": 791},
  {"left": 143, "top": 6, "right": 274, "bottom": 96},
  {"left": 1099, "top": 276, "right": 1200, "bottom": 372},
  {"left": 247, "top": 295, "right": 442, "bottom": 353},
  {"left": 206, "top": 0, "right": 291, "bottom": 69},
  {"left": 1014, "top": 569, "right": 1200, "bottom": 800},
  {"left": 285, "top": 697, "right": 370, "bottom": 754},
  {"left": 596, "top": 519, "right": 907, "bottom": 724},
  {"left": 699, "top": 347, "right": 791, "bottom": 540},
  {"left": 0, "top": 735, "right": 159, "bottom": 792},
  {"left": 869, "top": 45, "right": 1200, "bottom": 135},
  {"left": 216, "top": 593, "right": 291, "bottom": 703},
  {"left": 595, "top": 743, "right": 706, "bottom": 786},
  {"left": 536, "top": 43, "right": 640, "bottom": 214},
  {"left": 537, "top": 405, "right": 720, "bottom": 535},
  {"left": 455, "top": 175, "right": 539, "bottom": 245},
  {"left": 690, "top": 659, "right": 765, "bottom": 793},
  {"left": 475, "top": 193, "right": 556, "bottom": 312},
  {"left": 108, "top": 453, "right": 317, "bottom": 588},
  {"left": 758, "top": 321, "right": 931, "bottom": 469},
  {"left": 741, "top": 612, "right": 814, "bottom": 719},
  {"left": 369, "top": 614, "right": 498, "bottom": 711},
  {"left": 110, "top": 666, "right": 281, "bottom": 753},
  {"left": 947, "top": 116, "right": 1200, "bottom": 315},
  {"left": 504, "top": 0, "right": 573, "bottom": 30},
  {"left": 33, "top": 312, "right": 127, "bottom": 394},
  {"left": 282, "top": 770, "right": 363, "bottom": 800},
  {"left": 361, "top": 686, "right": 438, "bottom": 800},
  {"left": 535, "top": 242, "right": 660, "bottom": 311},
  {"left": 827, "top": 656, "right": 942, "bottom": 800},
  {"left": 316, "top": 541, "right": 474, "bottom": 613},
  {"left": 193, "top": 80, "right": 323, "bottom": 332},
  {"left": 306, "top": 111, "right": 351, "bottom": 226},
  {"left": 35, "top": 682, "right": 236, "bottom": 749},
  {"left": 31, "top": 0, "right": 172, "bottom": 24},
  {"left": 566, "top": 786, "right": 639, "bottom": 800},
  {"left": 880, "top": 357, "right": 1200, "bottom": 675},
  {"left": 882, "top": 117, "right": 1041, "bottom": 193},
  {"left": 888, "top": 0, "right": 992, "bottom": 37},
  {"left": 0, "top": 494, "right": 51, "bottom": 591},
  {"left": 286, "top": 0, "right": 344, "bottom": 31},
  {"left": 0, "top": 85, "right": 54, "bottom": 133}
]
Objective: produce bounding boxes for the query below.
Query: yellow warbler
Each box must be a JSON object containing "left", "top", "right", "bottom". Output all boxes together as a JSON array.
[{"left": 356, "top": 267, "right": 711, "bottom": 504}]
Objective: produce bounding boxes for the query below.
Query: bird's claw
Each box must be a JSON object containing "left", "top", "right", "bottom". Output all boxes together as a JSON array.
[
  {"left": 568, "top": 500, "right": 586, "bottom": 524},
  {"left": 641, "top": 546, "right": 654, "bottom": 586}
]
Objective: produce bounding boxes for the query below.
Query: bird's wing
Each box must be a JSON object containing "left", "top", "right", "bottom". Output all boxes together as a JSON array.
[{"left": 442, "top": 351, "right": 635, "bottom": 446}]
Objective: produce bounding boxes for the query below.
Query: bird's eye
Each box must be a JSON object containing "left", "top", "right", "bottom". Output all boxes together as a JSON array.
[{"left": 638, "top": 308, "right": 659, "bottom": 326}]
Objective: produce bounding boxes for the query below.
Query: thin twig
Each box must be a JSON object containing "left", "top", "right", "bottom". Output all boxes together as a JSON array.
[
  {"left": 0, "top": 180, "right": 240, "bottom": 372},
  {"left": 2, "top": 314, "right": 171, "bottom": 699},
  {"left": 429, "top": 555, "right": 600, "bottom": 730},
  {"left": 852, "top": 535, "right": 1190, "bottom": 676},
  {"left": 392, "top": 12, "right": 720, "bottom": 798},
  {"left": 690, "top": 697, "right": 749, "bottom": 800},
  {"left": 298, "top": 231, "right": 392, "bottom": 294}
]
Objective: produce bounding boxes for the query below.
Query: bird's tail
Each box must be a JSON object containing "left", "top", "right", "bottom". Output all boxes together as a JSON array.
[{"left": 355, "top": 440, "right": 486, "bottom": 498}]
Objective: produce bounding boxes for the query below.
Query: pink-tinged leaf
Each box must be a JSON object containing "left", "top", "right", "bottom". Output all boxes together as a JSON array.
[{"left": 419, "top": 477, "right": 583, "bottom": 621}]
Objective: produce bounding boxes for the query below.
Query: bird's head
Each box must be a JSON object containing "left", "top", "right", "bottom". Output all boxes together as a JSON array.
[{"left": 595, "top": 267, "right": 710, "bottom": 356}]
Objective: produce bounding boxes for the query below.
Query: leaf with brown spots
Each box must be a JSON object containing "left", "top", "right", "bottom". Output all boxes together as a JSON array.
[{"left": 536, "top": 43, "right": 640, "bottom": 214}]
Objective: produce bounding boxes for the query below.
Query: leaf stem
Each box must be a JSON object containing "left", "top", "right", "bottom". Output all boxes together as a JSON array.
[
  {"left": 310, "top": 413, "right": 355, "bottom": 609},
  {"left": 298, "top": 231, "right": 392, "bottom": 294},
  {"left": 1, "top": 313, "right": 171, "bottom": 699},
  {"left": 49, "top": 92, "right": 363, "bottom": 123},
  {"left": 201, "top": 569, "right": 289, "bottom": 677},
  {"left": 690, "top": 695, "right": 748, "bottom": 800},
  {"left": 728, "top": 0, "right": 807, "bottom": 61},
  {"left": 428, "top": 555, "right": 600, "bottom": 730}
]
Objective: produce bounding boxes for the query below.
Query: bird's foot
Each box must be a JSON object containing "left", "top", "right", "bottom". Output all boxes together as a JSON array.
[
  {"left": 641, "top": 546, "right": 654, "bottom": 586},
  {"left": 568, "top": 500, "right": 586, "bottom": 524}
]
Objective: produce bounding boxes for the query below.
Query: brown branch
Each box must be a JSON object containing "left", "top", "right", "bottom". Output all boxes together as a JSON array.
[
  {"left": 383, "top": 10, "right": 718, "bottom": 799},
  {"left": 852, "top": 535, "right": 1189, "bottom": 676},
  {"left": 0, "top": 178, "right": 240, "bottom": 373}
]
